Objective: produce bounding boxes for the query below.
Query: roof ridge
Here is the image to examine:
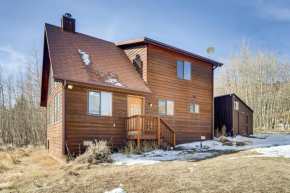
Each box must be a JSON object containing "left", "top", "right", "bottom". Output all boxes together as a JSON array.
[{"left": 45, "top": 23, "right": 115, "bottom": 45}]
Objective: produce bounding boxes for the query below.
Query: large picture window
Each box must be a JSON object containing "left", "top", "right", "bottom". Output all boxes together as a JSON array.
[
  {"left": 54, "top": 92, "right": 60, "bottom": 123},
  {"left": 88, "top": 90, "right": 112, "bottom": 116},
  {"left": 177, "top": 59, "right": 191, "bottom": 80},
  {"left": 158, "top": 100, "right": 174, "bottom": 115}
]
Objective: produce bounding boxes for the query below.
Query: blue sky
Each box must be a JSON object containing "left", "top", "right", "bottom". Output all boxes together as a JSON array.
[{"left": 1, "top": 0, "right": 290, "bottom": 75}]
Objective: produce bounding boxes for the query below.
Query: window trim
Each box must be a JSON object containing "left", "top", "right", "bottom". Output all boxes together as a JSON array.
[
  {"left": 177, "top": 59, "right": 191, "bottom": 80},
  {"left": 47, "top": 103, "right": 51, "bottom": 125},
  {"left": 190, "top": 103, "right": 200, "bottom": 114},
  {"left": 87, "top": 90, "right": 112, "bottom": 117},
  {"left": 234, "top": 101, "right": 239, "bottom": 110},
  {"left": 54, "top": 92, "right": 60, "bottom": 123},
  {"left": 158, "top": 99, "right": 174, "bottom": 116},
  {"left": 54, "top": 82, "right": 59, "bottom": 89}
]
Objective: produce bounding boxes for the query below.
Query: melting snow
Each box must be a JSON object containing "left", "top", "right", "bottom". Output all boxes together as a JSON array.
[
  {"left": 111, "top": 134, "right": 290, "bottom": 165},
  {"left": 104, "top": 73, "right": 125, "bottom": 87},
  {"left": 246, "top": 145, "right": 290, "bottom": 159},
  {"left": 104, "top": 188, "right": 126, "bottom": 193},
  {"left": 104, "top": 79, "right": 125, "bottom": 87},
  {"left": 78, "top": 49, "right": 90, "bottom": 65}
]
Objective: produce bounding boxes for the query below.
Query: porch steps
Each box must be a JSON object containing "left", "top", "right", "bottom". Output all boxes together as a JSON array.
[{"left": 160, "top": 137, "right": 173, "bottom": 150}]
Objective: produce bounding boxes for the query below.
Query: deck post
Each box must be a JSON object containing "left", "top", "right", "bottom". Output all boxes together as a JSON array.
[
  {"left": 157, "top": 117, "right": 161, "bottom": 148},
  {"left": 173, "top": 132, "right": 176, "bottom": 148},
  {"left": 137, "top": 115, "right": 141, "bottom": 153}
]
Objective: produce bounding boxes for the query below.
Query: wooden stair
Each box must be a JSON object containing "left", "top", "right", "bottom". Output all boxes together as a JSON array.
[{"left": 125, "top": 115, "right": 176, "bottom": 152}]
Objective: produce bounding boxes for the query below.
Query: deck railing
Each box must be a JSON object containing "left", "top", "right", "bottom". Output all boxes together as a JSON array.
[
  {"left": 160, "top": 118, "right": 176, "bottom": 147},
  {"left": 125, "top": 115, "right": 176, "bottom": 151}
]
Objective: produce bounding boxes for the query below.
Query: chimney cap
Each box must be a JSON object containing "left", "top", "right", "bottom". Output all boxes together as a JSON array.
[{"left": 64, "top": 13, "right": 72, "bottom": 18}]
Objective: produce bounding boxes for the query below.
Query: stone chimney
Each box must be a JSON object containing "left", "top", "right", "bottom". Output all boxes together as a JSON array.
[{"left": 61, "top": 13, "right": 75, "bottom": 33}]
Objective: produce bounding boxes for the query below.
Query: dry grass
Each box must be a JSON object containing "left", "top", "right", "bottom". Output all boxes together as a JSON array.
[
  {"left": 74, "top": 140, "right": 113, "bottom": 164},
  {"left": 121, "top": 140, "right": 158, "bottom": 156},
  {"left": 0, "top": 147, "right": 290, "bottom": 193}
]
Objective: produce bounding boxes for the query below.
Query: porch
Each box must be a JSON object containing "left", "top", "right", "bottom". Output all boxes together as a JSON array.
[{"left": 125, "top": 115, "right": 176, "bottom": 152}]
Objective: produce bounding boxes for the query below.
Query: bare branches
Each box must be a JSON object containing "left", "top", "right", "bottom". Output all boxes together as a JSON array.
[
  {"left": 0, "top": 44, "right": 46, "bottom": 146},
  {"left": 216, "top": 38, "right": 290, "bottom": 131}
]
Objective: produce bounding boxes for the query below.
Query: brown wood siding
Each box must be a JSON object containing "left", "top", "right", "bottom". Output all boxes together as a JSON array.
[
  {"left": 47, "top": 68, "right": 63, "bottom": 159},
  {"left": 65, "top": 85, "right": 129, "bottom": 154},
  {"left": 145, "top": 44, "right": 213, "bottom": 144},
  {"left": 123, "top": 44, "right": 148, "bottom": 83},
  {"left": 232, "top": 96, "right": 254, "bottom": 135}
]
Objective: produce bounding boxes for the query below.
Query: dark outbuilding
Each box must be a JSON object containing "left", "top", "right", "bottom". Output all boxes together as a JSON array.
[{"left": 214, "top": 93, "right": 254, "bottom": 136}]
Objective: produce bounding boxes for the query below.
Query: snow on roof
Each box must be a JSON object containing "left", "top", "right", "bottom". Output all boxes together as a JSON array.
[
  {"left": 104, "top": 73, "right": 125, "bottom": 87},
  {"left": 78, "top": 49, "right": 90, "bottom": 65}
]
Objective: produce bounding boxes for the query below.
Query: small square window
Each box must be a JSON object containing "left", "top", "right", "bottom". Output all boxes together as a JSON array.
[
  {"left": 234, "top": 101, "right": 239, "bottom": 110},
  {"left": 190, "top": 104, "right": 199, "bottom": 113},
  {"left": 158, "top": 100, "right": 174, "bottom": 115}
]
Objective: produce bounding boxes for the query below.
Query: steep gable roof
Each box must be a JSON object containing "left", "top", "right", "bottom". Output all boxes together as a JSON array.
[{"left": 44, "top": 23, "right": 151, "bottom": 94}]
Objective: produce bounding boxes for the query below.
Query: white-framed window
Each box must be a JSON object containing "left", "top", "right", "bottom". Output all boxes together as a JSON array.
[
  {"left": 54, "top": 92, "right": 60, "bottom": 123},
  {"left": 48, "top": 67, "right": 52, "bottom": 98},
  {"left": 234, "top": 101, "right": 239, "bottom": 110},
  {"left": 177, "top": 59, "right": 191, "bottom": 80},
  {"left": 54, "top": 81, "right": 59, "bottom": 89},
  {"left": 47, "top": 103, "right": 51, "bottom": 125},
  {"left": 88, "top": 90, "right": 112, "bottom": 116},
  {"left": 190, "top": 103, "right": 200, "bottom": 113},
  {"left": 158, "top": 100, "right": 174, "bottom": 115}
]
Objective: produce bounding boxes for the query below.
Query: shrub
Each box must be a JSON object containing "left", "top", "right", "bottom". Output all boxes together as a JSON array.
[
  {"left": 215, "top": 125, "right": 227, "bottom": 137},
  {"left": 74, "top": 140, "right": 113, "bottom": 164}
]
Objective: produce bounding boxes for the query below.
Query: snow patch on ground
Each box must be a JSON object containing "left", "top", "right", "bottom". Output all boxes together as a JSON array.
[
  {"left": 111, "top": 134, "right": 290, "bottom": 165},
  {"left": 246, "top": 145, "right": 290, "bottom": 158},
  {"left": 78, "top": 49, "right": 90, "bottom": 65},
  {"left": 104, "top": 188, "right": 126, "bottom": 193},
  {"left": 111, "top": 150, "right": 216, "bottom": 166}
]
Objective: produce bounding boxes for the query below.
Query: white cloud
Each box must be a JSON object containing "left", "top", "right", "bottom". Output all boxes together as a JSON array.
[
  {"left": 255, "top": 0, "right": 290, "bottom": 21},
  {"left": 0, "top": 46, "right": 26, "bottom": 76}
]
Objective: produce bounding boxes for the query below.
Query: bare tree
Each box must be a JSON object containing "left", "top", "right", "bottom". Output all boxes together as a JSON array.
[{"left": 216, "top": 38, "right": 290, "bottom": 132}]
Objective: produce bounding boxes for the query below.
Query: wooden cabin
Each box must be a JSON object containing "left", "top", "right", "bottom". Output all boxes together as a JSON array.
[
  {"left": 40, "top": 14, "right": 223, "bottom": 159},
  {"left": 214, "top": 93, "right": 254, "bottom": 136}
]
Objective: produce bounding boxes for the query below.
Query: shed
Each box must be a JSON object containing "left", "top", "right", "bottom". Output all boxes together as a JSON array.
[{"left": 214, "top": 93, "right": 254, "bottom": 136}]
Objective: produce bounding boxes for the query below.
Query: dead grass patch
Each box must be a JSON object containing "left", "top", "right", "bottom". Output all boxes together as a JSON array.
[{"left": 0, "top": 146, "right": 290, "bottom": 193}]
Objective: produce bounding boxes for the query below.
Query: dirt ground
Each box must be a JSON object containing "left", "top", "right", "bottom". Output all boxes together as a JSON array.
[{"left": 0, "top": 147, "right": 290, "bottom": 193}]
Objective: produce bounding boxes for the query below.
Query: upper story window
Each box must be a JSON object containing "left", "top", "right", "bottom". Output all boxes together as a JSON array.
[
  {"left": 88, "top": 90, "right": 112, "bottom": 116},
  {"left": 234, "top": 101, "right": 239, "bottom": 110},
  {"left": 158, "top": 100, "right": 174, "bottom": 115},
  {"left": 177, "top": 59, "right": 191, "bottom": 80},
  {"left": 190, "top": 103, "right": 199, "bottom": 113},
  {"left": 54, "top": 92, "right": 60, "bottom": 123}
]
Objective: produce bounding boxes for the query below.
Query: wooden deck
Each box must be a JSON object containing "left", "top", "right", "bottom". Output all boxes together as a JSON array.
[{"left": 125, "top": 115, "right": 176, "bottom": 152}]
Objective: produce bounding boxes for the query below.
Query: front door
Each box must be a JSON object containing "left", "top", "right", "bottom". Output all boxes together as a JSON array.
[{"left": 128, "top": 96, "right": 143, "bottom": 116}]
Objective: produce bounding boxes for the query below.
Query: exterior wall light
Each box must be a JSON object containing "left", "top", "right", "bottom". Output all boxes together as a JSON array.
[
  {"left": 68, "top": 85, "right": 73, "bottom": 89},
  {"left": 149, "top": 103, "right": 153, "bottom": 107}
]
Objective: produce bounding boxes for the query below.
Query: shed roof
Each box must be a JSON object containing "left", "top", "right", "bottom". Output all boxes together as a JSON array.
[
  {"left": 116, "top": 37, "right": 224, "bottom": 67},
  {"left": 215, "top": 93, "right": 254, "bottom": 112}
]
